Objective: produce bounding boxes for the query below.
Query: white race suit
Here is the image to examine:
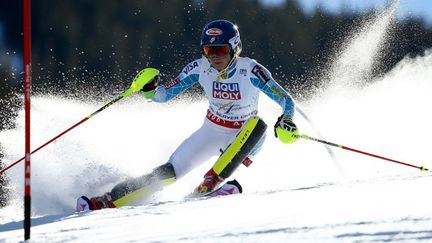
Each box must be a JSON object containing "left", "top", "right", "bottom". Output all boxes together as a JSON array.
[{"left": 152, "top": 57, "right": 296, "bottom": 178}]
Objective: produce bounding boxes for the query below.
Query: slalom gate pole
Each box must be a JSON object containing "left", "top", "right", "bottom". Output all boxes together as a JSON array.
[
  {"left": 23, "top": 0, "right": 32, "bottom": 239},
  {"left": 296, "top": 134, "right": 429, "bottom": 172},
  {"left": 0, "top": 68, "right": 159, "bottom": 175}
]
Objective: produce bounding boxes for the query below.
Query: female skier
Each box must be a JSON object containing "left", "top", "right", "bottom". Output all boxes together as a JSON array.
[{"left": 77, "top": 19, "right": 298, "bottom": 211}]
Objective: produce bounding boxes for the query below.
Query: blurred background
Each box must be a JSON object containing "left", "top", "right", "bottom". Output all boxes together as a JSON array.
[
  {"left": 1, "top": 1, "right": 432, "bottom": 106},
  {"left": 0, "top": 0, "right": 431, "bottom": 206}
]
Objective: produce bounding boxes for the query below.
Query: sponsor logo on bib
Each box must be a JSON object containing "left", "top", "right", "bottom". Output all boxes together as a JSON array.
[{"left": 212, "top": 82, "right": 241, "bottom": 100}]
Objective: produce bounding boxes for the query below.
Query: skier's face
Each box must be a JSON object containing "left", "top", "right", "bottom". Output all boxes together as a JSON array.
[
  {"left": 203, "top": 45, "right": 232, "bottom": 71},
  {"left": 207, "top": 54, "right": 231, "bottom": 71}
]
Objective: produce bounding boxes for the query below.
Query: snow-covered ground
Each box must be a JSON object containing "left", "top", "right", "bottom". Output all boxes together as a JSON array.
[
  {"left": 1, "top": 4, "right": 432, "bottom": 242},
  {"left": 1, "top": 172, "right": 431, "bottom": 242}
]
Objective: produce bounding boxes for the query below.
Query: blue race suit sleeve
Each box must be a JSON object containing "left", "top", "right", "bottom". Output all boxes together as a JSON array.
[
  {"left": 249, "top": 63, "right": 296, "bottom": 117},
  {"left": 152, "top": 60, "right": 201, "bottom": 103}
]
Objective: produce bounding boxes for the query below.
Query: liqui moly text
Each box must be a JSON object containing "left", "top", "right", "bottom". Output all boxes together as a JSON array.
[{"left": 212, "top": 82, "right": 241, "bottom": 100}]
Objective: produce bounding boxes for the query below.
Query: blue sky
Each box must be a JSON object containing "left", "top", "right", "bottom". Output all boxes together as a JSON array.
[{"left": 262, "top": 0, "right": 432, "bottom": 25}]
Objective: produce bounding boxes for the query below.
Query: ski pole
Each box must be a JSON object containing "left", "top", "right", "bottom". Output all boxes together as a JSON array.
[
  {"left": 296, "top": 134, "right": 429, "bottom": 172},
  {"left": 0, "top": 68, "right": 159, "bottom": 175}
]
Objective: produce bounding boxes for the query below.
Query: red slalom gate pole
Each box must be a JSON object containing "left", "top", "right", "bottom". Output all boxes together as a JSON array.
[
  {"left": 297, "top": 134, "right": 429, "bottom": 172},
  {"left": 23, "top": 0, "right": 32, "bottom": 240}
]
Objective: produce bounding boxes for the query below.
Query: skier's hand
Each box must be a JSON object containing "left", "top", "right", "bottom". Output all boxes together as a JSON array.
[
  {"left": 141, "top": 75, "right": 159, "bottom": 99},
  {"left": 274, "top": 114, "right": 299, "bottom": 144}
]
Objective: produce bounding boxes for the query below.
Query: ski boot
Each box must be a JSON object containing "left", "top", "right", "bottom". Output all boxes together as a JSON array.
[
  {"left": 76, "top": 192, "right": 116, "bottom": 212},
  {"left": 208, "top": 179, "right": 242, "bottom": 197},
  {"left": 194, "top": 169, "right": 224, "bottom": 195}
]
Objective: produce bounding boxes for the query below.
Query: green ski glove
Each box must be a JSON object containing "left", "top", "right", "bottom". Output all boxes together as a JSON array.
[
  {"left": 122, "top": 68, "right": 160, "bottom": 98},
  {"left": 274, "top": 114, "right": 299, "bottom": 144}
]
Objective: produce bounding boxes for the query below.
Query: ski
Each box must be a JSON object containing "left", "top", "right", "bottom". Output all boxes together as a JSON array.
[
  {"left": 76, "top": 180, "right": 242, "bottom": 212},
  {"left": 76, "top": 196, "right": 93, "bottom": 212}
]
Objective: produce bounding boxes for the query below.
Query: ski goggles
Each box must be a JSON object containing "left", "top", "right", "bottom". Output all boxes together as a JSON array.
[{"left": 203, "top": 45, "right": 231, "bottom": 57}]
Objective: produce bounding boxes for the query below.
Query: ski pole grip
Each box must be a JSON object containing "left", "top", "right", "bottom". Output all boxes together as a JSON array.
[{"left": 131, "top": 68, "right": 160, "bottom": 92}]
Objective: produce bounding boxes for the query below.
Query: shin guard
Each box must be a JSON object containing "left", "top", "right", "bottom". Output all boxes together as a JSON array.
[
  {"left": 111, "top": 163, "right": 176, "bottom": 207},
  {"left": 212, "top": 116, "right": 267, "bottom": 179}
]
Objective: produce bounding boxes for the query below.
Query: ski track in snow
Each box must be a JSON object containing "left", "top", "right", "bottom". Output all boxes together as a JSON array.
[
  {"left": 1, "top": 173, "right": 432, "bottom": 242},
  {"left": 2, "top": 5, "right": 432, "bottom": 242}
]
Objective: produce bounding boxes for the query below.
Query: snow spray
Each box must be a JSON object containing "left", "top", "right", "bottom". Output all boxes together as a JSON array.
[{"left": 1, "top": 3, "right": 431, "bottom": 221}]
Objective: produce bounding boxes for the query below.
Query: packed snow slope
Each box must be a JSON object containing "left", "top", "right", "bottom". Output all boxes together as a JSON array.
[{"left": 1, "top": 5, "right": 432, "bottom": 242}]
